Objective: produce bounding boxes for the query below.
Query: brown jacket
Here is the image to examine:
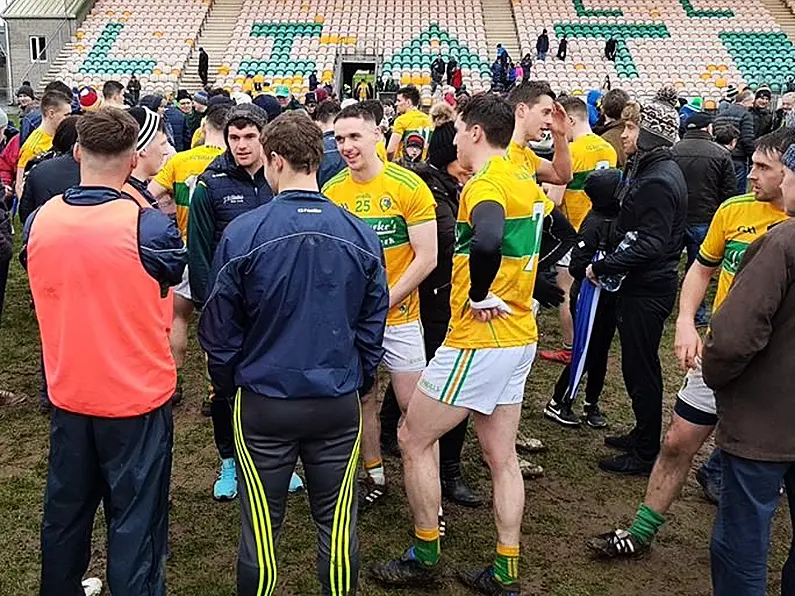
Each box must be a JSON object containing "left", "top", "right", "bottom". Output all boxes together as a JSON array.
[
  {"left": 598, "top": 120, "right": 626, "bottom": 168},
  {"left": 702, "top": 219, "right": 795, "bottom": 461}
]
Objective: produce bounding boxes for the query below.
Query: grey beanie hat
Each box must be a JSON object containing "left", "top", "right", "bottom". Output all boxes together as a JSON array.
[{"left": 639, "top": 99, "right": 679, "bottom": 147}]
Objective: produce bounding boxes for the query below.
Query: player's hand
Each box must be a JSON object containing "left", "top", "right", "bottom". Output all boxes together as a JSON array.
[
  {"left": 674, "top": 318, "right": 703, "bottom": 371},
  {"left": 585, "top": 264, "right": 598, "bottom": 284},
  {"left": 549, "top": 101, "right": 571, "bottom": 137},
  {"left": 470, "top": 293, "right": 512, "bottom": 322}
]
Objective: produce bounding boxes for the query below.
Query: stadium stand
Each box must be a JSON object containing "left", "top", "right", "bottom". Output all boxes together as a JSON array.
[
  {"left": 514, "top": 0, "right": 795, "bottom": 101},
  {"left": 12, "top": 0, "right": 795, "bottom": 100}
]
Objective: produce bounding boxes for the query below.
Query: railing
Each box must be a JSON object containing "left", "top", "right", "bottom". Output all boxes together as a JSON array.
[{"left": 17, "top": 16, "right": 76, "bottom": 93}]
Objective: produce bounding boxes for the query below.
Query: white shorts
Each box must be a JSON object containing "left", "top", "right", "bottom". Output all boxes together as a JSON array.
[
  {"left": 676, "top": 362, "right": 717, "bottom": 418},
  {"left": 382, "top": 321, "right": 426, "bottom": 373},
  {"left": 174, "top": 265, "right": 191, "bottom": 301},
  {"left": 417, "top": 343, "right": 537, "bottom": 415}
]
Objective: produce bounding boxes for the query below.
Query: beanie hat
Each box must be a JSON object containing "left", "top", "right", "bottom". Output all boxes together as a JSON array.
[
  {"left": 639, "top": 97, "right": 679, "bottom": 147},
  {"left": 176, "top": 89, "right": 191, "bottom": 102},
  {"left": 315, "top": 87, "right": 329, "bottom": 103},
  {"left": 686, "top": 111, "right": 713, "bottom": 130},
  {"left": 428, "top": 121, "right": 457, "bottom": 170},
  {"left": 16, "top": 84, "right": 35, "bottom": 100},
  {"left": 232, "top": 91, "right": 252, "bottom": 105},
  {"left": 756, "top": 85, "right": 772, "bottom": 100},
  {"left": 193, "top": 90, "right": 209, "bottom": 106},
  {"left": 224, "top": 103, "right": 269, "bottom": 135},
  {"left": 0, "top": 108, "right": 9, "bottom": 129},
  {"left": 341, "top": 98, "right": 357, "bottom": 109},
  {"left": 252, "top": 93, "right": 282, "bottom": 123},
  {"left": 127, "top": 106, "right": 161, "bottom": 151},
  {"left": 208, "top": 94, "right": 234, "bottom": 108},
  {"left": 305, "top": 92, "right": 317, "bottom": 105},
  {"left": 782, "top": 144, "right": 795, "bottom": 171},
  {"left": 405, "top": 132, "right": 425, "bottom": 149},
  {"left": 725, "top": 84, "right": 739, "bottom": 102},
  {"left": 79, "top": 86, "right": 102, "bottom": 112},
  {"left": 654, "top": 84, "right": 679, "bottom": 109}
]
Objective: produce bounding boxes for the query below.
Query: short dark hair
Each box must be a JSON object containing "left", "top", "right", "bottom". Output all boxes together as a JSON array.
[
  {"left": 397, "top": 85, "right": 420, "bottom": 107},
  {"left": 458, "top": 93, "right": 514, "bottom": 149},
  {"left": 44, "top": 80, "right": 72, "bottom": 98},
  {"left": 601, "top": 88, "right": 630, "bottom": 120},
  {"left": 77, "top": 107, "right": 138, "bottom": 156},
  {"left": 315, "top": 99, "right": 341, "bottom": 124},
  {"left": 102, "top": 80, "right": 124, "bottom": 99},
  {"left": 208, "top": 87, "right": 230, "bottom": 99},
  {"left": 40, "top": 91, "right": 71, "bottom": 112},
  {"left": 261, "top": 111, "right": 323, "bottom": 174},
  {"left": 713, "top": 123, "right": 740, "bottom": 146},
  {"left": 205, "top": 104, "right": 231, "bottom": 130},
  {"left": 755, "top": 127, "right": 795, "bottom": 156},
  {"left": 506, "top": 80, "right": 555, "bottom": 108},
  {"left": 559, "top": 96, "right": 588, "bottom": 121},
  {"left": 360, "top": 99, "right": 384, "bottom": 125},
  {"left": 52, "top": 115, "right": 80, "bottom": 153},
  {"left": 334, "top": 102, "right": 376, "bottom": 125}
]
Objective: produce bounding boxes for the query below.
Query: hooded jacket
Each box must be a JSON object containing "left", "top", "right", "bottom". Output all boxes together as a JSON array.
[
  {"left": 187, "top": 104, "right": 273, "bottom": 306},
  {"left": 591, "top": 148, "right": 687, "bottom": 296},
  {"left": 586, "top": 90, "right": 602, "bottom": 128}
]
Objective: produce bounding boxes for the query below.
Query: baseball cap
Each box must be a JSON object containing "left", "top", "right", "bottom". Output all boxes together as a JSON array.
[{"left": 275, "top": 85, "right": 290, "bottom": 98}]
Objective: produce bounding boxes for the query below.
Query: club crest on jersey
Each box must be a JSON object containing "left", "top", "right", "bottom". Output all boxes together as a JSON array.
[{"left": 380, "top": 196, "right": 392, "bottom": 211}]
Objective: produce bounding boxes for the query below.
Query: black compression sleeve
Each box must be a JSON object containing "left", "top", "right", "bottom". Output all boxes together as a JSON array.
[{"left": 468, "top": 200, "right": 505, "bottom": 301}]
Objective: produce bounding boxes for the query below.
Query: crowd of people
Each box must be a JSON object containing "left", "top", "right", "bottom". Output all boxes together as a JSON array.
[{"left": 2, "top": 60, "right": 795, "bottom": 596}]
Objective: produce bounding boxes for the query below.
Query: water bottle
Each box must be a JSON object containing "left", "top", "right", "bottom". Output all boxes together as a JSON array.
[{"left": 599, "top": 231, "right": 638, "bottom": 292}]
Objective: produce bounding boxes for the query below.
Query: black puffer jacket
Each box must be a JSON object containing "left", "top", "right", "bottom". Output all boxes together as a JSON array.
[
  {"left": 413, "top": 164, "right": 458, "bottom": 352},
  {"left": 713, "top": 103, "right": 756, "bottom": 160},
  {"left": 671, "top": 130, "right": 737, "bottom": 225},
  {"left": 591, "top": 148, "right": 687, "bottom": 296},
  {"left": 751, "top": 107, "right": 775, "bottom": 139}
]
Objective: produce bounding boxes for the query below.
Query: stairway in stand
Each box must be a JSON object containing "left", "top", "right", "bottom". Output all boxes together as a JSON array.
[
  {"left": 760, "top": 0, "right": 795, "bottom": 43},
  {"left": 180, "top": 0, "right": 244, "bottom": 91},
  {"left": 480, "top": 0, "right": 521, "bottom": 61}
]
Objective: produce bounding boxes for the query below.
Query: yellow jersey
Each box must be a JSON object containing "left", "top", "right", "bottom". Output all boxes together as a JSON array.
[
  {"left": 698, "top": 194, "right": 789, "bottom": 312},
  {"left": 152, "top": 145, "right": 225, "bottom": 239},
  {"left": 506, "top": 140, "right": 541, "bottom": 180},
  {"left": 376, "top": 139, "right": 387, "bottom": 162},
  {"left": 445, "top": 155, "right": 550, "bottom": 349},
  {"left": 562, "top": 133, "right": 617, "bottom": 231},
  {"left": 18, "top": 128, "right": 53, "bottom": 172},
  {"left": 392, "top": 109, "right": 433, "bottom": 160},
  {"left": 323, "top": 162, "right": 436, "bottom": 326}
]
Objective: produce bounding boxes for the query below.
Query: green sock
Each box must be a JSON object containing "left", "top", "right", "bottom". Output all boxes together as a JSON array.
[
  {"left": 629, "top": 503, "right": 665, "bottom": 544},
  {"left": 493, "top": 543, "right": 520, "bottom": 584},
  {"left": 413, "top": 527, "right": 440, "bottom": 566}
]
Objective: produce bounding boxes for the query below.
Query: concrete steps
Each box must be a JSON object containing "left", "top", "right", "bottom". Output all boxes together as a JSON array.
[
  {"left": 179, "top": 0, "right": 244, "bottom": 91},
  {"left": 480, "top": 0, "right": 521, "bottom": 60},
  {"left": 761, "top": 0, "right": 795, "bottom": 43}
]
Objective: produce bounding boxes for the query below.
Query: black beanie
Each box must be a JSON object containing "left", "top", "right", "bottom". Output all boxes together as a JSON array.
[{"left": 428, "top": 122, "right": 457, "bottom": 170}]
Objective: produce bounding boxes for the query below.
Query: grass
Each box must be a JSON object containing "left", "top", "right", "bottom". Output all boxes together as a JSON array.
[{"left": 0, "top": 234, "right": 791, "bottom": 595}]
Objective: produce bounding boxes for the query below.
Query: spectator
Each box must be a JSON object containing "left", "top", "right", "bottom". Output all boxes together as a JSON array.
[
  {"left": 102, "top": 80, "right": 125, "bottom": 107},
  {"left": 520, "top": 53, "right": 533, "bottom": 82},
  {"left": 774, "top": 91, "right": 795, "bottom": 129},
  {"left": 446, "top": 56, "right": 457, "bottom": 85},
  {"left": 713, "top": 89, "right": 756, "bottom": 193},
  {"left": 140, "top": 95, "right": 177, "bottom": 149},
  {"left": 537, "top": 29, "right": 550, "bottom": 60},
  {"left": 316, "top": 99, "right": 345, "bottom": 187},
  {"left": 496, "top": 43, "right": 506, "bottom": 60},
  {"left": 605, "top": 37, "right": 618, "bottom": 61},
  {"left": 16, "top": 84, "right": 37, "bottom": 116},
  {"left": 587, "top": 94, "right": 687, "bottom": 476},
  {"left": 186, "top": 90, "right": 209, "bottom": 140},
  {"left": 671, "top": 112, "right": 737, "bottom": 327},
  {"left": 702, "top": 142, "right": 795, "bottom": 596},
  {"left": 275, "top": 85, "right": 303, "bottom": 111},
  {"left": 127, "top": 74, "right": 141, "bottom": 105},
  {"left": 557, "top": 34, "right": 568, "bottom": 60},
  {"left": 597, "top": 88, "right": 630, "bottom": 167},
  {"left": 429, "top": 102, "right": 455, "bottom": 127},
  {"left": 309, "top": 70, "right": 318, "bottom": 91},
  {"left": 21, "top": 81, "right": 73, "bottom": 145},
  {"left": 713, "top": 123, "right": 739, "bottom": 152},
  {"left": 0, "top": 182, "right": 10, "bottom": 326},
  {"left": 431, "top": 53, "right": 446, "bottom": 91},
  {"left": 451, "top": 64, "right": 463, "bottom": 91},
  {"left": 750, "top": 85, "right": 775, "bottom": 138},
  {"left": 198, "top": 47, "right": 209, "bottom": 87}
]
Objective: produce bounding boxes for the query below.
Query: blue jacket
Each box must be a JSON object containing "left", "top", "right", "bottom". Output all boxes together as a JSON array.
[
  {"left": 317, "top": 130, "right": 346, "bottom": 188},
  {"left": 21, "top": 186, "right": 186, "bottom": 288},
  {"left": 199, "top": 190, "right": 388, "bottom": 400},
  {"left": 164, "top": 106, "right": 189, "bottom": 152},
  {"left": 187, "top": 151, "right": 273, "bottom": 306}
]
